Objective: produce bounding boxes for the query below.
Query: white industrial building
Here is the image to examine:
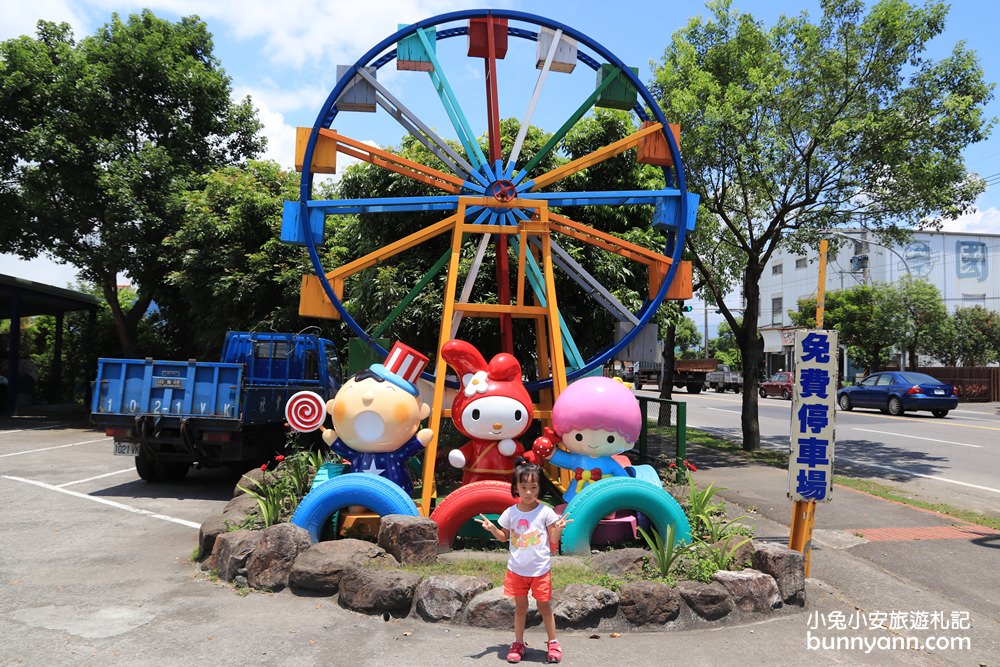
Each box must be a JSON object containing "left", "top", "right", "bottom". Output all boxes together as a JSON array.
[{"left": 756, "top": 229, "right": 1000, "bottom": 379}]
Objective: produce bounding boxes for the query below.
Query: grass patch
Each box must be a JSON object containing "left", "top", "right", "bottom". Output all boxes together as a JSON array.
[
  {"left": 389, "top": 558, "right": 642, "bottom": 591},
  {"left": 660, "top": 425, "right": 1000, "bottom": 532},
  {"left": 833, "top": 476, "right": 1000, "bottom": 531},
  {"left": 644, "top": 425, "right": 788, "bottom": 469}
]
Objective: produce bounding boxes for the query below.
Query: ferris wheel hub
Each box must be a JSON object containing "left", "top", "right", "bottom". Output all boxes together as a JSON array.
[{"left": 489, "top": 179, "right": 517, "bottom": 203}]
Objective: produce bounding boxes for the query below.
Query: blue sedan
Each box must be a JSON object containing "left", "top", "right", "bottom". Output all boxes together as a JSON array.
[{"left": 837, "top": 371, "right": 958, "bottom": 418}]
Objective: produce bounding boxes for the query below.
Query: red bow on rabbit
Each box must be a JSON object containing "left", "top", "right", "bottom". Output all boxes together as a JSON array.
[{"left": 441, "top": 339, "right": 533, "bottom": 484}]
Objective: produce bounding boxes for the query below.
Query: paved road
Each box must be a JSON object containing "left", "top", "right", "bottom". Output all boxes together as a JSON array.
[
  {"left": 638, "top": 389, "right": 1000, "bottom": 517},
  {"left": 2, "top": 417, "right": 996, "bottom": 665}
]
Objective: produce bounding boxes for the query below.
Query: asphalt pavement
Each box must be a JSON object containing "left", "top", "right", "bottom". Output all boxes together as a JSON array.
[{"left": 1, "top": 410, "right": 997, "bottom": 666}]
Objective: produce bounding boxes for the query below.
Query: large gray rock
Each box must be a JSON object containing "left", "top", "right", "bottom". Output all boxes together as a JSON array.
[
  {"left": 751, "top": 542, "right": 805, "bottom": 605},
  {"left": 288, "top": 539, "right": 398, "bottom": 595},
  {"left": 588, "top": 548, "right": 647, "bottom": 577},
  {"left": 413, "top": 575, "right": 493, "bottom": 622},
  {"left": 676, "top": 580, "right": 733, "bottom": 621},
  {"left": 378, "top": 514, "right": 439, "bottom": 566},
  {"left": 233, "top": 468, "right": 266, "bottom": 497},
  {"left": 198, "top": 513, "right": 230, "bottom": 566},
  {"left": 618, "top": 581, "right": 680, "bottom": 626},
  {"left": 553, "top": 584, "right": 619, "bottom": 627},
  {"left": 223, "top": 493, "right": 260, "bottom": 518},
  {"left": 465, "top": 587, "right": 539, "bottom": 629},
  {"left": 246, "top": 523, "right": 313, "bottom": 592},
  {"left": 337, "top": 567, "right": 421, "bottom": 617},
  {"left": 712, "top": 569, "right": 782, "bottom": 613},
  {"left": 211, "top": 530, "right": 263, "bottom": 582}
]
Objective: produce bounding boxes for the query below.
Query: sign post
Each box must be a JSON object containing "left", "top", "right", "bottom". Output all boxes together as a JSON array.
[{"left": 788, "top": 240, "right": 836, "bottom": 576}]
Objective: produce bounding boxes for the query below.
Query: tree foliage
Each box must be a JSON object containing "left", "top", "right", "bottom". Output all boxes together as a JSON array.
[
  {"left": 159, "top": 160, "right": 336, "bottom": 358},
  {"left": 651, "top": 0, "right": 993, "bottom": 449},
  {"left": 0, "top": 11, "right": 263, "bottom": 356},
  {"left": 923, "top": 305, "right": 1000, "bottom": 366}
]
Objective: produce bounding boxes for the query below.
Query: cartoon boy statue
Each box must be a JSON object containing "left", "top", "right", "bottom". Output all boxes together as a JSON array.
[
  {"left": 319, "top": 342, "right": 433, "bottom": 497},
  {"left": 529, "top": 376, "right": 641, "bottom": 503}
]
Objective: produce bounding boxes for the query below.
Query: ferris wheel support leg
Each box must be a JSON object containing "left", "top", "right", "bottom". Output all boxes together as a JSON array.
[{"left": 420, "top": 216, "right": 465, "bottom": 517}]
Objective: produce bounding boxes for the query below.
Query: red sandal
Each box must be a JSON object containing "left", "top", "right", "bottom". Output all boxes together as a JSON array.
[
  {"left": 546, "top": 639, "right": 562, "bottom": 663},
  {"left": 506, "top": 640, "right": 526, "bottom": 664}
]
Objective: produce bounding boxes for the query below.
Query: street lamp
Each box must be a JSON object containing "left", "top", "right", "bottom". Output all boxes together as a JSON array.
[{"left": 823, "top": 230, "right": 912, "bottom": 281}]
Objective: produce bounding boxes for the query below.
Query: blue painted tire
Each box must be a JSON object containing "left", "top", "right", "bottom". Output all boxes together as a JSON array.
[
  {"left": 291, "top": 474, "right": 419, "bottom": 542},
  {"left": 560, "top": 477, "right": 691, "bottom": 555}
]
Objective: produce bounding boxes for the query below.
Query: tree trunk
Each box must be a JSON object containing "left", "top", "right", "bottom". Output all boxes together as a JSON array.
[
  {"left": 101, "top": 276, "right": 152, "bottom": 358},
  {"left": 737, "top": 276, "right": 762, "bottom": 452},
  {"left": 657, "top": 324, "right": 676, "bottom": 427}
]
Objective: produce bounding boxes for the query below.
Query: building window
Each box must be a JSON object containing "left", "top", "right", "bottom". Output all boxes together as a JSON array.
[
  {"left": 771, "top": 296, "right": 783, "bottom": 325},
  {"left": 772, "top": 264, "right": 783, "bottom": 275},
  {"left": 795, "top": 257, "right": 808, "bottom": 269}
]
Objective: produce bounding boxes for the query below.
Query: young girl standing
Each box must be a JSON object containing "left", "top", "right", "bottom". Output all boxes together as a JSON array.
[{"left": 478, "top": 461, "right": 572, "bottom": 664}]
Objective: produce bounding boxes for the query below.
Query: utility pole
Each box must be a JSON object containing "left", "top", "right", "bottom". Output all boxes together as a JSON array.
[{"left": 703, "top": 303, "right": 709, "bottom": 358}]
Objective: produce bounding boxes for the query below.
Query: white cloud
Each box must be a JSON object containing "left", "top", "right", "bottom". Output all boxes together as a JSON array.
[
  {"left": 0, "top": 0, "right": 90, "bottom": 39},
  {"left": 105, "top": 0, "right": 476, "bottom": 69},
  {"left": 938, "top": 206, "right": 1000, "bottom": 234}
]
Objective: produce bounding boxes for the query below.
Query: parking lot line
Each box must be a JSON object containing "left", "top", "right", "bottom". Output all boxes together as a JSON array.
[
  {"left": 58, "top": 468, "right": 136, "bottom": 488},
  {"left": 0, "top": 425, "right": 59, "bottom": 435},
  {"left": 1, "top": 475, "right": 201, "bottom": 529},
  {"left": 0, "top": 438, "right": 108, "bottom": 458}
]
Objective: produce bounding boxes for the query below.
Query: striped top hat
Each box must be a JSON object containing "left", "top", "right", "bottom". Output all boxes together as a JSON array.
[{"left": 370, "top": 341, "right": 428, "bottom": 396}]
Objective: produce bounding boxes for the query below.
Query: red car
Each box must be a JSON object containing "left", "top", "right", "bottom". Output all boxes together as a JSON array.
[{"left": 759, "top": 372, "right": 794, "bottom": 400}]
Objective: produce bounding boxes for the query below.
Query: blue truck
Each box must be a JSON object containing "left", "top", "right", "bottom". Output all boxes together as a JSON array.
[{"left": 91, "top": 331, "right": 342, "bottom": 482}]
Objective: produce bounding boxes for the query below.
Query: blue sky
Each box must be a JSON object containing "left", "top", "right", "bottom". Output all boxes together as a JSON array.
[{"left": 3, "top": 0, "right": 1000, "bottom": 338}]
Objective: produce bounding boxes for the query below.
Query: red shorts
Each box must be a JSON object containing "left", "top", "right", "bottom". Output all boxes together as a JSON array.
[{"left": 503, "top": 570, "right": 552, "bottom": 602}]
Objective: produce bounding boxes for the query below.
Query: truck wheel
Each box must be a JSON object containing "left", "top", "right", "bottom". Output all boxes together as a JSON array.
[
  {"left": 134, "top": 450, "right": 161, "bottom": 483},
  {"left": 429, "top": 481, "right": 516, "bottom": 548},
  {"left": 134, "top": 452, "right": 189, "bottom": 483},
  {"left": 559, "top": 477, "right": 691, "bottom": 555},
  {"left": 291, "top": 473, "right": 419, "bottom": 542},
  {"left": 714, "top": 385, "right": 723, "bottom": 393},
  {"left": 686, "top": 383, "right": 702, "bottom": 394}
]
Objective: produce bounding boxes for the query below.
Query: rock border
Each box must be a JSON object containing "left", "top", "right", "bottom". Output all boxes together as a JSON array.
[{"left": 199, "top": 508, "right": 806, "bottom": 631}]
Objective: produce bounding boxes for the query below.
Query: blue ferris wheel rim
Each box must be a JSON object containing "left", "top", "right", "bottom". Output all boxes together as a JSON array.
[{"left": 295, "top": 9, "right": 691, "bottom": 391}]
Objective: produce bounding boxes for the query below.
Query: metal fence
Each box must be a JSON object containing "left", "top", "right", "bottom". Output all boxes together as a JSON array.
[
  {"left": 920, "top": 367, "right": 1000, "bottom": 402},
  {"left": 634, "top": 396, "right": 687, "bottom": 468}
]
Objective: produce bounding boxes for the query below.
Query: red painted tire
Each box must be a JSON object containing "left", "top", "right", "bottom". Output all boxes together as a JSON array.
[{"left": 430, "top": 481, "right": 516, "bottom": 548}]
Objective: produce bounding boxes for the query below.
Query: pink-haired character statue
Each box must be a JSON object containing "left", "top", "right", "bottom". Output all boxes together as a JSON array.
[{"left": 530, "top": 376, "right": 641, "bottom": 502}]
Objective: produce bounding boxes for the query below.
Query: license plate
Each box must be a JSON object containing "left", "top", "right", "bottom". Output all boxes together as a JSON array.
[
  {"left": 155, "top": 378, "right": 183, "bottom": 388},
  {"left": 934, "top": 389, "right": 945, "bottom": 395},
  {"left": 113, "top": 442, "right": 141, "bottom": 457}
]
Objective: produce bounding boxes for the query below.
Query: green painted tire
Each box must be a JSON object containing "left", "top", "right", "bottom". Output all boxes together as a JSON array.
[{"left": 559, "top": 477, "right": 691, "bottom": 554}]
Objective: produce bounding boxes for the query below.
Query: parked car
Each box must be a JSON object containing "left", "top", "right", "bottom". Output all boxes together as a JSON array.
[
  {"left": 836, "top": 371, "right": 958, "bottom": 418},
  {"left": 759, "top": 371, "right": 794, "bottom": 400}
]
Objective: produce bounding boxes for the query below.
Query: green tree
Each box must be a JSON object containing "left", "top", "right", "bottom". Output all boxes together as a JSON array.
[
  {"left": 714, "top": 318, "right": 742, "bottom": 367},
  {"left": 884, "top": 276, "right": 948, "bottom": 370},
  {"left": 790, "top": 285, "right": 906, "bottom": 372},
  {"left": 0, "top": 12, "right": 263, "bottom": 357},
  {"left": 675, "top": 316, "right": 702, "bottom": 355},
  {"left": 651, "top": 0, "right": 992, "bottom": 449},
  {"left": 160, "top": 160, "right": 332, "bottom": 358},
  {"left": 949, "top": 306, "right": 999, "bottom": 366}
]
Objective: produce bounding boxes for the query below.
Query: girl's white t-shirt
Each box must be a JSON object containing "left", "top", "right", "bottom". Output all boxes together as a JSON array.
[{"left": 498, "top": 503, "right": 559, "bottom": 577}]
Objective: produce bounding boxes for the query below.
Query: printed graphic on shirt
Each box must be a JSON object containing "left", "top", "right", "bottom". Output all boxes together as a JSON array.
[{"left": 511, "top": 517, "right": 542, "bottom": 549}]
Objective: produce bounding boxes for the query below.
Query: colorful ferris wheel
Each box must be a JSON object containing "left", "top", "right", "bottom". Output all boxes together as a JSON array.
[{"left": 280, "top": 9, "right": 698, "bottom": 510}]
